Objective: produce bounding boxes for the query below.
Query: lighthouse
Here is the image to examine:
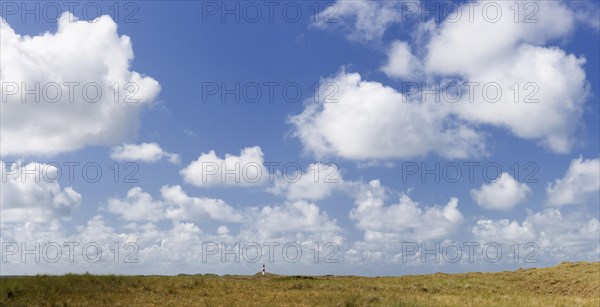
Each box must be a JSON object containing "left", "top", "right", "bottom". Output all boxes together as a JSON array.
[{"left": 262, "top": 264, "right": 265, "bottom": 276}]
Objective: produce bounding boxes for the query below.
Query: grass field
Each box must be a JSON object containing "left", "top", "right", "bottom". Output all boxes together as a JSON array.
[{"left": 1, "top": 262, "right": 598, "bottom": 306}]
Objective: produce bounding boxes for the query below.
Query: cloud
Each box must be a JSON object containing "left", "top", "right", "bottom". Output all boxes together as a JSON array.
[
  {"left": 472, "top": 219, "right": 537, "bottom": 243},
  {"left": 146, "top": 200, "right": 344, "bottom": 269},
  {"left": 76, "top": 215, "right": 131, "bottom": 247},
  {"left": 217, "top": 225, "right": 230, "bottom": 235},
  {"left": 238, "top": 200, "right": 343, "bottom": 245},
  {"left": 300, "top": 1, "right": 590, "bottom": 160},
  {"left": 423, "top": 1, "right": 587, "bottom": 153},
  {"left": 470, "top": 173, "right": 531, "bottom": 211},
  {"left": 546, "top": 156, "right": 600, "bottom": 206},
  {"left": 311, "top": 0, "right": 408, "bottom": 42},
  {"left": 571, "top": 1, "right": 600, "bottom": 31},
  {"left": 380, "top": 41, "right": 421, "bottom": 79},
  {"left": 110, "top": 143, "right": 180, "bottom": 164},
  {"left": 343, "top": 179, "right": 465, "bottom": 265},
  {"left": 161, "top": 185, "right": 244, "bottom": 222},
  {"left": 180, "top": 146, "right": 267, "bottom": 187},
  {"left": 1, "top": 215, "right": 143, "bottom": 274},
  {"left": 90, "top": 189, "right": 344, "bottom": 271},
  {"left": 447, "top": 45, "right": 588, "bottom": 153},
  {"left": 290, "top": 71, "right": 487, "bottom": 160},
  {"left": 268, "top": 163, "right": 345, "bottom": 201},
  {"left": 107, "top": 185, "right": 243, "bottom": 223},
  {"left": 350, "top": 180, "right": 464, "bottom": 242},
  {"left": 424, "top": 1, "right": 576, "bottom": 76},
  {"left": 473, "top": 209, "right": 599, "bottom": 262},
  {"left": 0, "top": 162, "right": 81, "bottom": 223},
  {"left": 0, "top": 13, "right": 160, "bottom": 156},
  {"left": 3, "top": 197, "right": 343, "bottom": 273},
  {"left": 106, "top": 183, "right": 343, "bottom": 245},
  {"left": 106, "top": 187, "right": 165, "bottom": 222}
]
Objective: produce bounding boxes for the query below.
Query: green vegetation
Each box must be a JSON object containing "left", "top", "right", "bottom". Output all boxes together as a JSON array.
[{"left": 1, "top": 262, "right": 598, "bottom": 306}]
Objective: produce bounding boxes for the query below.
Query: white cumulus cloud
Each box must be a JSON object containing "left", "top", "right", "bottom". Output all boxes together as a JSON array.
[
  {"left": 1, "top": 161, "right": 81, "bottom": 223},
  {"left": 269, "top": 163, "right": 345, "bottom": 201},
  {"left": 0, "top": 13, "right": 160, "bottom": 156},
  {"left": 290, "top": 71, "right": 486, "bottom": 160},
  {"left": 350, "top": 180, "right": 464, "bottom": 242},
  {"left": 471, "top": 173, "right": 531, "bottom": 211},
  {"left": 107, "top": 185, "right": 243, "bottom": 223},
  {"left": 311, "top": 0, "right": 408, "bottom": 42},
  {"left": 110, "top": 143, "right": 180, "bottom": 164},
  {"left": 446, "top": 44, "right": 588, "bottom": 153},
  {"left": 546, "top": 156, "right": 600, "bottom": 206},
  {"left": 180, "top": 146, "right": 267, "bottom": 187},
  {"left": 423, "top": 1, "right": 587, "bottom": 153},
  {"left": 239, "top": 200, "right": 343, "bottom": 245},
  {"left": 161, "top": 185, "right": 244, "bottom": 222},
  {"left": 424, "top": 1, "right": 576, "bottom": 76},
  {"left": 381, "top": 41, "right": 421, "bottom": 79},
  {"left": 473, "top": 209, "right": 599, "bottom": 262},
  {"left": 307, "top": 1, "right": 590, "bottom": 160}
]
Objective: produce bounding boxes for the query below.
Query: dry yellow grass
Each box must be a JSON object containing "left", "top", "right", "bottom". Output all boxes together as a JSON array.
[{"left": 1, "top": 262, "right": 598, "bottom": 306}]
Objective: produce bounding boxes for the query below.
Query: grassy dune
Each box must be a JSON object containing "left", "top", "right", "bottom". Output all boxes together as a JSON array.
[{"left": 1, "top": 262, "right": 598, "bottom": 306}]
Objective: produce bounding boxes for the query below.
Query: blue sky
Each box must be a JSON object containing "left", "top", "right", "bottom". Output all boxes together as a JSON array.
[{"left": 1, "top": 0, "right": 599, "bottom": 276}]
